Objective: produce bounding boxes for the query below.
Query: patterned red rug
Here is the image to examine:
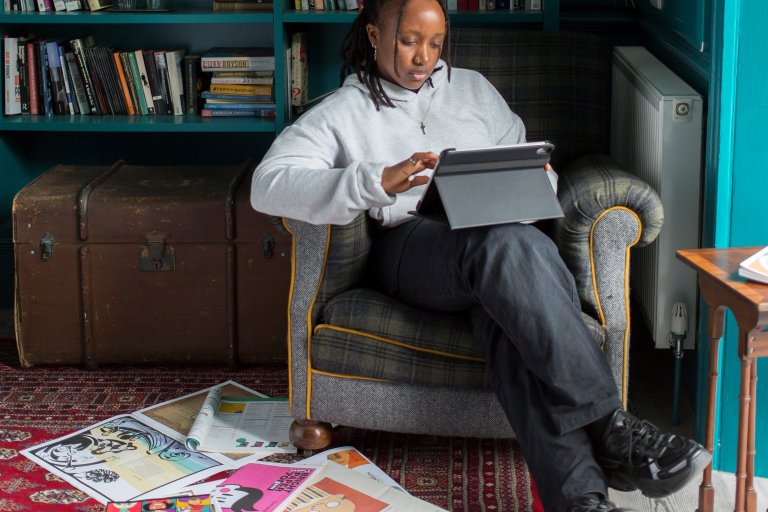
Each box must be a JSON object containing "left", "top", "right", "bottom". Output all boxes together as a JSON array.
[{"left": 0, "top": 339, "right": 542, "bottom": 512}]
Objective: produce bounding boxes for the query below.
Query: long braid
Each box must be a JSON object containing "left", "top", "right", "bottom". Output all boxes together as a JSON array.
[{"left": 339, "top": 0, "right": 452, "bottom": 111}]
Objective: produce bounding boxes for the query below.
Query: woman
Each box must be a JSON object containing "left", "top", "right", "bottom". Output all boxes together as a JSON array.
[{"left": 250, "top": 0, "right": 709, "bottom": 509}]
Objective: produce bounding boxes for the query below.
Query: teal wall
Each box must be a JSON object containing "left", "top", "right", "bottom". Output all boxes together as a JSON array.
[{"left": 708, "top": 0, "right": 768, "bottom": 475}]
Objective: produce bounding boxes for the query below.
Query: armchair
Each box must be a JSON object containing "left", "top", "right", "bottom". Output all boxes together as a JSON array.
[{"left": 283, "top": 29, "right": 664, "bottom": 449}]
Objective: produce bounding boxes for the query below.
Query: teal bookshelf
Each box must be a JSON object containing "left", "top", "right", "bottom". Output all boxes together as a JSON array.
[{"left": 1, "top": 0, "right": 565, "bottom": 309}]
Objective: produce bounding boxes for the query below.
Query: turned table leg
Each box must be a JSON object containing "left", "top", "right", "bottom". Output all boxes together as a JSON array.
[{"left": 697, "top": 305, "right": 724, "bottom": 512}]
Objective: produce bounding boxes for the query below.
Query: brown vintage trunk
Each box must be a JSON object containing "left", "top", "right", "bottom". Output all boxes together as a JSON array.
[{"left": 12, "top": 161, "right": 291, "bottom": 368}]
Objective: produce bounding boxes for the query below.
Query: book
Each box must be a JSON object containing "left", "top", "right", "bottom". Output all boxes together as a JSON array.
[
  {"left": 738, "top": 246, "right": 768, "bottom": 284},
  {"left": 4, "top": 36, "right": 21, "bottom": 115},
  {"left": 210, "top": 462, "right": 319, "bottom": 512},
  {"left": 184, "top": 54, "right": 206, "bottom": 114},
  {"left": 290, "top": 32, "right": 307, "bottom": 107},
  {"left": 201, "top": 47, "right": 274, "bottom": 72},
  {"left": 113, "top": 51, "right": 135, "bottom": 115},
  {"left": 203, "top": 102, "right": 276, "bottom": 110},
  {"left": 201, "top": 91, "right": 273, "bottom": 102},
  {"left": 185, "top": 386, "right": 294, "bottom": 454},
  {"left": 211, "top": 75, "right": 273, "bottom": 85},
  {"left": 65, "top": 51, "right": 90, "bottom": 114},
  {"left": 134, "top": 49, "right": 156, "bottom": 114},
  {"left": 69, "top": 36, "right": 98, "bottom": 114},
  {"left": 210, "top": 83, "right": 272, "bottom": 96},
  {"left": 45, "top": 40, "right": 68, "bottom": 115},
  {"left": 164, "top": 48, "right": 186, "bottom": 116},
  {"left": 127, "top": 50, "right": 149, "bottom": 115},
  {"left": 201, "top": 108, "right": 275, "bottom": 117}
]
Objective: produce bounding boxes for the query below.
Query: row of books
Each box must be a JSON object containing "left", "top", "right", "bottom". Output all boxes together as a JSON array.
[
  {"left": 4, "top": 0, "right": 110, "bottom": 14},
  {"left": 3, "top": 38, "right": 276, "bottom": 117},
  {"left": 213, "top": 0, "right": 272, "bottom": 11},
  {"left": 201, "top": 47, "right": 276, "bottom": 118},
  {"left": 294, "top": 0, "right": 541, "bottom": 10},
  {"left": 3, "top": 35, "right": 188, "bottom": 116},
  {"left": 199, "top": 47, "right": 276, "bottom": 117}
]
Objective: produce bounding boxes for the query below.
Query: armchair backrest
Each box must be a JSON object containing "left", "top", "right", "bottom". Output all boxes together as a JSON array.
[
  {"left": 310, "top": 214, "right": 373, "bottom": 324},
  {"left": 449, "top": 29, "right": 609, "bottom": 168}
]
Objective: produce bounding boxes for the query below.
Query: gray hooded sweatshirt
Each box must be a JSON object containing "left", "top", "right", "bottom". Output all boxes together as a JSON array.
[{"left": 251, "top": 60, "right": 556, "bottom": 227}]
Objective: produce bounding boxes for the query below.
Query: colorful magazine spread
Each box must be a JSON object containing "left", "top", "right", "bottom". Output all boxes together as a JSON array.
[
  {"left": 210, "top": 462, "right": 319, "bottom": 512},
  {"left": 106, "top": 493, "right": 212, "bottom": 511},
  {"left": 283, "top": 461, "right": 447, "bottom": 512}
]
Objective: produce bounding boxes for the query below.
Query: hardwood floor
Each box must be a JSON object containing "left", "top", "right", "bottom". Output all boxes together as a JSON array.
[{"left": 610, "top": 470, "right": 768, "bottom": 510}]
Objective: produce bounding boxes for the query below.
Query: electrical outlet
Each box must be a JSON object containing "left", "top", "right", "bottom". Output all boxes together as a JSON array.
[{"left": 650, "top": 0, "right": 663, "bottom": 8}]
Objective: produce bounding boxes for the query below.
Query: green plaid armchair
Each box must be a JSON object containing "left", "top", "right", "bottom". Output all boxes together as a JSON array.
[{"left": 283, "top": 30, "right": 664, "bottom": 449}]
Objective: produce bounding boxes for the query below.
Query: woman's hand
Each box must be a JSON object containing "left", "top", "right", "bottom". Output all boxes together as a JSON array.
[{"left": 381, "top": 152, "right": 439, "bottom": 196}]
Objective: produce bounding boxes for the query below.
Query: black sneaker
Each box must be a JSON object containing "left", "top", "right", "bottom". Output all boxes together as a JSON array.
[
  {"left": 568, "top": 493, "right": 636, "bottom": 512},
  {"left": 595, "top": 408, "right": 711, "bottom": 498}
]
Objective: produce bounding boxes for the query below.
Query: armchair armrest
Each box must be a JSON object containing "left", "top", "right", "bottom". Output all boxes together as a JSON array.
[{"left": 553, "top": 153, "right": 664, "bottom": 404}]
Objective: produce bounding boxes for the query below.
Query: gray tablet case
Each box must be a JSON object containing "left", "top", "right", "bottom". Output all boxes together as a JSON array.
[{"left": 412, "top": 142, "right": 564, "bottom": 230}]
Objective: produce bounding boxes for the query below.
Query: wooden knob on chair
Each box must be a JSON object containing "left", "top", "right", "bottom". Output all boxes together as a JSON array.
[{"left": 289, "top": 419, "right": 333, "bottom": 451}]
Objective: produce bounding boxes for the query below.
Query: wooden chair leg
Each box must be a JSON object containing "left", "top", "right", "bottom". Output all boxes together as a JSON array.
[{"left": 289, "top": 419, "right": 333, "bottom": 451}]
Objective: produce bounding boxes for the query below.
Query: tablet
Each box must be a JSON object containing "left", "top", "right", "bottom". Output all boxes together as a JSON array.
[{"left": 411, "top": 141, "right": 563, "bottom": 230}]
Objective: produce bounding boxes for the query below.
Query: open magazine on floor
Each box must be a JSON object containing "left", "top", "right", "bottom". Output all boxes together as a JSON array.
[
  {"left": 182, "top": 385, "right": 294, "bottom": 454},
  {"left": 21, "top": 380, "right": 290, "bottom": 504}
]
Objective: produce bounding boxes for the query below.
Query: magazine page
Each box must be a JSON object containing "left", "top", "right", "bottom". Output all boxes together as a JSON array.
[
  {"left": 283, "top": 461, "right": 447, "bottom": 512},
  {"left": 106, "top": 493, "right": 212, "bottom": 511},
  {"left": 21, "top": 414, "right": 230, "bottom": 505},
  {"left": 739, "top": 246, "right": 768, "bottom": 284},
  {"left": 301, "top": 446, "right": 403, "bottom": 492},
  {"left": 186, "top": 386, "right": 224, "bottom": 451},
  {"left": 196, "top": 396, "right": 295, "bottom": 454},
  {"left": 135, "top": 380, "right": 286, "bottom": 461},
  {"left": 210, "top": 461, "right": 319, "bottom": 512}
]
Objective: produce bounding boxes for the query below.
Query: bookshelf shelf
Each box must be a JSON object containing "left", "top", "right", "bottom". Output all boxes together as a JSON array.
[
  {"left": 0, "top": 10, "right": 273, "bottom": 24},
  {"left": 282, "top": 9, "right": 544, "bottom": 24},
  {"left": 0, "top": 114, "right": 275, "bottom": 132}
]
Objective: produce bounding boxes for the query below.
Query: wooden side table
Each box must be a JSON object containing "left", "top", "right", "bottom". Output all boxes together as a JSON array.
[{"left": 676, "top": 247, "right": 768, "bottom": 512}]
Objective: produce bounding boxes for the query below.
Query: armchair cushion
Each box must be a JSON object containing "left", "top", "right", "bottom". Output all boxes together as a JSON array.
[{"left": 311, "top": 287, "right": 605, "bottom": 389}]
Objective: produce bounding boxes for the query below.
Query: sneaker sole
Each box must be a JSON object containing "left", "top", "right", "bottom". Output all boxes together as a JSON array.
[{"left": 604, "top": 445, "right": 712, "bottom": 498}]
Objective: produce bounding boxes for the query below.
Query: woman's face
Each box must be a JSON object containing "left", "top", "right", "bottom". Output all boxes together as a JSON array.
[{"left": 366, "top": 0, "right": 446, "bottom": 90}]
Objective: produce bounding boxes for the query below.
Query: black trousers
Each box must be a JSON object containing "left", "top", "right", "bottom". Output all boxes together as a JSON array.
[{"left": 367, "top": 218, "right": 622, "bottom": 512}]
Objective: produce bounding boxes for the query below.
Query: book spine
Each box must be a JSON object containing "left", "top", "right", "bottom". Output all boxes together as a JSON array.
[
  {"left": 26, "top": 41, "right": 39, "bottom": 115},
  {"left": 57, "top": 43, "right": 77, "bottom": 114},
  {"left": 37, "top": 41, "right": 53, "bottom": 116},
  {"left": 84, "top": 46, "right": 109, "bottom": 114},
  {"left": 183, "top": 54, "right": 201, "bottom": 114},
  {"left": 203, "top": 102, "right": 275, "bottom": 110},
  {"left": 120, "top": 52, "right": 141, "bottom": 116},
  {"left": 165, "top": 50, "right": 185, "bottom": 116},
  {"left": 201, "top": 108, "right": 273, "bottom": 117},
  {"left": 210, "top": 76, "right": 273, "bottom": 85},
  {"left": 4, "top": 37, "right": 21, "bottom": 115},
  {"left": 113, "top": 51, "right": 135, "bottom": 115},
  {"left": 127, "top": 51, "right": 148, "bottom": 115},
  {"left": 18, "top": 42, "right": 29, "bottom": 114},
  {"left": 45, "top": 41, "right": 68, "bottom": 115},
  {"left": 134, "top": 49, "right": 155, "bottom": 114},
  {"left": 66, "top": 52, "right": 89, "bottom": 114},
  {"left": 200, "top": 56, "right": 274, "bottom": 72},
  {"left": 153, "top": 51, "right": 173, "bottom": 114},
  {"left": 290, "top": 32, "right": 307, "bottom": 107},
  {"left": 70, "top": 38, "right": 98, "bottom": 114},
  {"left": 209, "top": 83, "right": 272, "bottom": 95}
]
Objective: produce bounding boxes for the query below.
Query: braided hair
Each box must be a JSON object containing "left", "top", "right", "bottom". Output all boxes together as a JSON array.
[{"left": 340, "top": 0, "right": 451, "bottom": 111}]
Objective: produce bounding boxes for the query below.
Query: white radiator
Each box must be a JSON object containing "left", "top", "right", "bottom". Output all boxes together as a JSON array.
[{"left": 610, "top": 46, "right": 703, "bottom": 350}]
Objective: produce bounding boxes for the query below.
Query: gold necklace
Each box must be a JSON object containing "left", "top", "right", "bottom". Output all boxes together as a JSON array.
[{"left": 399, "top": 91, "right": 436, "bottom": 135}]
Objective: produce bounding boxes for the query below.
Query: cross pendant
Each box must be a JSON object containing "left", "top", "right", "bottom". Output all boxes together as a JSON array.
[{"left": 420, "top": 122, "right": 426, "bottom": 134}]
